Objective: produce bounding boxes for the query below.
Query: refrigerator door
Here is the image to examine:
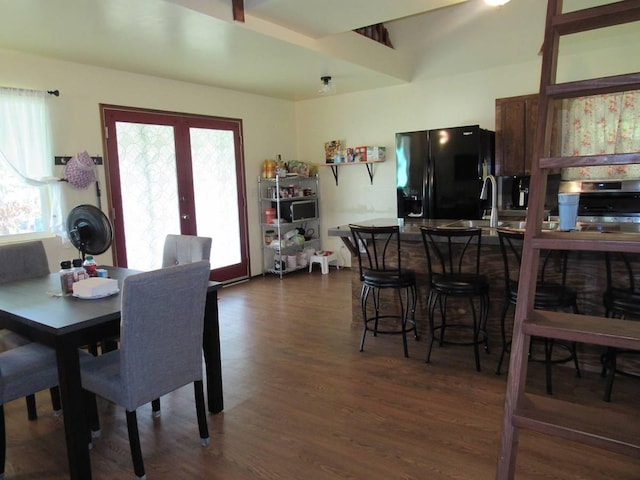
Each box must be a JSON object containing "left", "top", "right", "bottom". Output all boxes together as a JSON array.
[
  {"left": 428, "top": 126, "right": 488, "bottom": 219},
  {"left": 396, "top": 131, "right": 427, "bottom": 218}
]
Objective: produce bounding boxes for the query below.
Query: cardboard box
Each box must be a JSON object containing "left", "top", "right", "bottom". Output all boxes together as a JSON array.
[
  {"left": 355, "top": 146, "right": 386, "bottom": 162},
  {"left": 354, "top": 146, "right": 367, "bottom": 162},
  {"left": 366, "top": 146, "right": 386, "bottom": 162}
]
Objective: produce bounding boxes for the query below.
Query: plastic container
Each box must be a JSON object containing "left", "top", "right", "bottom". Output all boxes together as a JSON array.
[
  {"left": 264, "top": 229, "right": 274, "bottom": 245},
  {"left": 558, "top": 193, "right": 580, "bottom": 231},
  {"left": 72, "top": 258, "right": 88, "bottom": 282},
  {"left": 265, "top": 208, "right": 276, "bottom": 225},
  {"left": 59, "top": 260, "right": 74, "bottom": 294},
  {"left": 83, "top": 255, "right": 98, "bottom": 277},
  {"left": 274, "top": 254, "right": 286, "bottom": 271}
]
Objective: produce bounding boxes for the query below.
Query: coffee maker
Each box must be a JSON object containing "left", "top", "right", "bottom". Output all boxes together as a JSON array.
[{"left": 511, "top": 175, "right": 530, "bottom": 209}]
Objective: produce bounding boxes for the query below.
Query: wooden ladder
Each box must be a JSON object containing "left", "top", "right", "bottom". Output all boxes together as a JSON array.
[{"left": 496, "top": 1, "right": 640, "bottom": 478}]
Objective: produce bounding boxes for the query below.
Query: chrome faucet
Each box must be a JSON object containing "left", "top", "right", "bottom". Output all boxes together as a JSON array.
[{"left": 480, "top": 174, "right": 498, "bottom": 228}]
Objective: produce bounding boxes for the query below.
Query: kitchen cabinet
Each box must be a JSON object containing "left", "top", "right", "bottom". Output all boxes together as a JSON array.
[
  {"left": 258, "top": 174, "right": 320, "bottom": 277},
  {"left": 495, "top": 94, "right": 538, "bottom": 176}
]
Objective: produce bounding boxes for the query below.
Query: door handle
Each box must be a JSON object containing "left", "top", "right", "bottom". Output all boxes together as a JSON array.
[{"left": 182, "top": 214, "right": 191, "bottom": 220}]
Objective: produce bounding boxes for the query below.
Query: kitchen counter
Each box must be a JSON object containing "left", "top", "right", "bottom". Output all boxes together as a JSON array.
[
  {"left": 328, "top": 217, "right": 634, "bottom": 372},
  {"left": 328, "top": 217, "right": 505, "bottom": 246}
]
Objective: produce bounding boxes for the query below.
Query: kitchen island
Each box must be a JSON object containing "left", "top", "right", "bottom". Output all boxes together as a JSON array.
[{"left": 329, "top": 218, "right": 628, "bottom": 372}]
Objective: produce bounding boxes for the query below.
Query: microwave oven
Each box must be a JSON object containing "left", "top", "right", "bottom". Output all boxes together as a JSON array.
[{"left": 275, "top": 199, "right": 317, "bottom": 222}]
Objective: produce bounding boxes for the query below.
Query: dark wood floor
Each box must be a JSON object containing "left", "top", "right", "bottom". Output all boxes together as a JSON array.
[{"left": 4, "top": 268, "right": 639, "bottom": 479}]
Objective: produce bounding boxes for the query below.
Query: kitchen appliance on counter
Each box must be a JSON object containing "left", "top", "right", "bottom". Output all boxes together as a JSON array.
[
  {"left": 511, "top": 174, "right": 530, "bottom": 209},
  {"left": 559, "top": 179, "right": 640, "bottom": 223},
  {"left": 396, "top": 125, "right": 495, "bottom": 220}
]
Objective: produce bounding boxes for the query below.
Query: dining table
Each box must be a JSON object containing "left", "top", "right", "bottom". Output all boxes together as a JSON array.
[{"left": 0, "top": 265, "right": 223, "bottom": 480}]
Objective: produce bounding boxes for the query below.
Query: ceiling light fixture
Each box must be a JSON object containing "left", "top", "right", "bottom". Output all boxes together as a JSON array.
[
  {"left": 484, "top": 0, "right": 511, "bottom": 6},
  {"left": 319, "top": 76, "right": 336, "bottom": 95}
]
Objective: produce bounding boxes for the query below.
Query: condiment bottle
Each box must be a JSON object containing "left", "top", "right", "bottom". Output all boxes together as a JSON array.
[
  {"left": 83, "top": 255, "right": 98, "bottom": 277},
  {"left": 59, "top": 260, "right": 74, "bottom": 294},
  {"left": 72, "top": 258, "right": 88, "bottom": 282}
]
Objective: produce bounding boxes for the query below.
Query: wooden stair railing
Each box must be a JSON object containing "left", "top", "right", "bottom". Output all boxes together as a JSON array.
[{"left": 354, "top": 23, "right": 393, "bottom": 48}]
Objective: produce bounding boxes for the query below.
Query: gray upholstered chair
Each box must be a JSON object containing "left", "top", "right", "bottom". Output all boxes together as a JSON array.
[
  {"left": 0, "top": 342, "right": 60, "bottom": 477},
  {"left": 150, "top": 234, "right": 212, "bottom": 416},
  {"left": 162, "top": 234, "right": 212, "bottom": 267},
  {"left": 80, "top": 261, "right": 211, "bottom": 480},
  {"left": 0, "top": 241, "right": 61, "bottom": 420}
]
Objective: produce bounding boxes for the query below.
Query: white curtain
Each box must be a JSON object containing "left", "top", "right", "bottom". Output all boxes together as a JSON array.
[{"left": 0, "top": 87, "right": 63, "bottom": 235}]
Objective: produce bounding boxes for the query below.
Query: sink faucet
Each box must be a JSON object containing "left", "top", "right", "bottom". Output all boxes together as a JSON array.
[{"left": 480, "top": 175, "right": 498, "bottom": 228}]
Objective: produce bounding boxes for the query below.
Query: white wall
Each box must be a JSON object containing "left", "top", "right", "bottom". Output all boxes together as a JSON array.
[{"left": 0, "top": 48, "right": 297, "bottom": 276}]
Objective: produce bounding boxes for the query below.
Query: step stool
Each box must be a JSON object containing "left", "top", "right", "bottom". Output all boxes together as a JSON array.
[{"left": 308, "top": 252, "right": 339, "bottom": 274}]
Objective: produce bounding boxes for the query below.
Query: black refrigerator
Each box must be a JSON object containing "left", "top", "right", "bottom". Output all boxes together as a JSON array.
[{"left": 396, "top": 125, "right": 495, "bottom": 219}]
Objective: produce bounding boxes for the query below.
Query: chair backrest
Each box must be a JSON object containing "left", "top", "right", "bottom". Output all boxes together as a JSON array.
[
  {"left": 603, "top": 251, "right": 640, "bottom": 319},
  {"left": 118, "top": 260, "right": 210, "bottom": 411},
  {"left": 420, "top": 227, "right": 482, "bottom": 281},
  {"left": 162, "top": 234, "right": 212, "bottom": 267},
  {"left": 496, "top": 228, "right": 570, "bottom": 290},
  {"left": 349, "top": 225, "right": 402, "bottom": 279},
  {"left": 496, "top": 228, "right": 524, "bottom": 294},
  {"left": 0, "top": 241, "right": 49, "bottom": 284}
]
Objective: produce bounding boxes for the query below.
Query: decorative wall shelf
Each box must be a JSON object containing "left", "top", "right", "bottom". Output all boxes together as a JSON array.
[{"left": 322, "top": 160, "right": 384, "bottom": 186}]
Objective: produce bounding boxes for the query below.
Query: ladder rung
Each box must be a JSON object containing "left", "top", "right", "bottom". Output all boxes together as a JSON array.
[
  {"left": 523, "top": 310, "right": 640, "bottom": 350},
  {"left": 545, "top": 72, "right": 640, "bottom": 99},
  {"left": 531, "top": 232, "right": 640, "bottom": 254},
  {"left": 513, "top": 393, "right": 640, "bottom": 459},
  {"left": 551, "top": 0, "right": 640, "bottom": 36},
  {"left": 540, "top": 152, "right": 640, "bottom": 170}
]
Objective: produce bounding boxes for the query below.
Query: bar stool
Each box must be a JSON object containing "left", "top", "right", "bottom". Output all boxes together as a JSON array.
[
  {"left": 495, "top": 228, "right": 581, "bottom": 394},
  {"left": 601, "top": 251, "right": 640, "bottom": 402},
  {"left": 349, "top": 224, "right": 418, "bottom": 358},
  {"left": 420, "top": 226, "right": 490, "bottom": 372}
]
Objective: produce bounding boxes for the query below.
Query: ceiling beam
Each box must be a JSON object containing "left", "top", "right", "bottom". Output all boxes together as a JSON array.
[{"left": 232, "top": 0, "right": 245, "bottom": 22}]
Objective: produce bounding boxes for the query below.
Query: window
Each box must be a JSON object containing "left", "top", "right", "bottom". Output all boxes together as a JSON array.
[{"left": 0, "top": 88, "right": 61, "bottom": 236}]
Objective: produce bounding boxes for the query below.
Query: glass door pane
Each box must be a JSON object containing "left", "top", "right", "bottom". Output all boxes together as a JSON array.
[
  {"left": 190, "top": 127, "right": 240, "bottom": 269},
  {"left": 115, "top": 121, "right": 180, "bottom": 271}
]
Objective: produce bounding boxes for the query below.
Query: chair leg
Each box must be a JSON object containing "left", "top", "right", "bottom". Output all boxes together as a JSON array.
[
  {"left": 25, "top": 394, "right": 37, "bottom": 421},
  {"left": 84, "top": 390, "right": 101, "bottom": 437},
  {"left": 410, "top": 284, "right": 419, "bottom": 341},
  {"left": 50, "top": 386, "right": 62, "bottom": 414},
  {"left": 359, "top": 284, "right": 369, "bottom": 352},
  {"left": 469, "top": 297, "right": 481, "bottom": 372},
  {"left": 571, "top": 342, "right": 581, "bottom": 378},
  {"left": 194, "top": 380, "right": 210, "bottom": 446},
  {"left": 544, "top": 338, "right": 554, "bottom": 395},
  {"left": 0, "top": 405, "right": 6, "bottom": 478},
  {"left": 126, "top": 410, "right": 146, "bottom": 480},
  {"left": 151, "top": 398, "right": 161, "bottom": 418},
  {"left": 372, "top": 288, "right": 381, "bottom": 336},
  {"left": 437, "top": 295, "right": 447, "bottom": 346},
  {"left": 425, "top": 291, "right": 437, "bottom": 364},
  {"left": 603, "top": 347, "right": 617, "bottom": 402},
  {"left": 397, "top": 288, "right": 409, "bottom": 358},
  {"left": 495, "top": 301, "right": 511, "bottom": 375}
]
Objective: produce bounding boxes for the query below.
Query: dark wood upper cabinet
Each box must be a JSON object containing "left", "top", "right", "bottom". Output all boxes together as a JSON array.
[{"left": 495, "top": 94, "right": 539, "bottom": 176}]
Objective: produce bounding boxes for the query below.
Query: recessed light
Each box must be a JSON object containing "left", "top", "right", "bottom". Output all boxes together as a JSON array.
[{"left": 484, "top": 0, "right": 511, "bottom": 6}]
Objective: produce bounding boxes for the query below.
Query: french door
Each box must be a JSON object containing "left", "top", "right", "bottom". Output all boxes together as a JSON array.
[{"left": 101, "top": 105, "right": 249, "bottom": 283}]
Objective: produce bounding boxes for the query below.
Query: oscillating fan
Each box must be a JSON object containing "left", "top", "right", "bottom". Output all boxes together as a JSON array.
[{"left": 66, "top": 205, "right": 113, "bottom": 259}]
